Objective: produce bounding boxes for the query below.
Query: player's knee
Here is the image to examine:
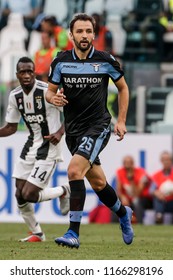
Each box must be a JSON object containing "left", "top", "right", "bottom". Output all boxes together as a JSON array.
[
  {"left": 68, "top": 165, "right": 83, "bottom": 180},
  {"left": 22, "top": 188, "right": 38, "bottom": 203},
  {"left": 15, "top": 188, "right": 23, "bottom": 203}
]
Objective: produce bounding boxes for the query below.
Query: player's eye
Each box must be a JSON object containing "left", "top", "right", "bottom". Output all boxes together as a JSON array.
[
  {"left": 86, "top": 29, "right": 92, "bottom": 33},
  {"left": 28, "top": 70, "right": 34, "bottom": 74},
  {"left": 76, "top": 29, "right": 83, "bottom": 33}
]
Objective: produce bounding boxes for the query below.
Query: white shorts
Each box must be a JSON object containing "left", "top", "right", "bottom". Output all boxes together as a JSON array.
[{"left": 13, "top": 157, "right": 57, "bottom": 189}]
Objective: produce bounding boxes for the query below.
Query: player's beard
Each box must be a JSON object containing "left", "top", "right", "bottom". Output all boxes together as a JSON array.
[{"left": 74, "top": 38, "right": 92, "bottom": 52}]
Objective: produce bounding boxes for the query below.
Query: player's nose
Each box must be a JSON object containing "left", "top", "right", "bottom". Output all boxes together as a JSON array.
[{"left": 82, "top": 31, "right": 87, "bottom": 38}]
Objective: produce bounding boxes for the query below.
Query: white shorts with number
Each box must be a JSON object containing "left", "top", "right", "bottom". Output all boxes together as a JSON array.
[{"left": 13, "top": 157, "right": 57, "bottom": 189}]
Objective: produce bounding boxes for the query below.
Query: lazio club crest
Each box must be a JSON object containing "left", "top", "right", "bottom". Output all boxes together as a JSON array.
[{"left": 90, "top": 63, "right": 102, "bottom": 72}]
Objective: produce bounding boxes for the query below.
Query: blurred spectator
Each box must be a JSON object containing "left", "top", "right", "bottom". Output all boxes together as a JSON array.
[
  {"left": 122, "top": 0, "right": 164, "bottom": 61},
  {"left": 0, "top": 12, "right": 29, "bottom": 56},
  {"left": 33, "top": 31, "right": 60, "bottom": 82},
  {"left": 0, "top": 13, "right": 28, "bottom": 85},
  {"left": 163, "top": 0, "right": 173, "bottom": 13},
  {"left": 64, "top": 0, "right": 88, "bottom": 27},
  {"left": 170, "top": 0, "right": 173, "bottom": 12},
  {"left": 0, "top": 0, "right": 41, "bottom": 31},
  {"left": 27, "top": 13, "right": 46, "bottom": 57},
  {"left": 150, "top": 151, "right": 173, "bottom": 224},
  {"left": 89, "top": 203, "right": 112, "bottom": 224},
  {"left": 107, "top": 0, "right": 134, "bottom": 16},
  {"left": 116, "top": 155, "right": 153, "bottom": 223},
  {"left": 40, "top": 15, "right": 73, "bottom": 50},
  {"left": 159, "top": 0, "right": 173, "bottom": 61},
  {"left": 92, "top": 13, "right": 113, "bottom": 54}
]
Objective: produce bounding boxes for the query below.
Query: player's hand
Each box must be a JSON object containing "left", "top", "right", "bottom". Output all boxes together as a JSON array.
[
  {"left": 114, "top": 121, "right": 127, "bottom": 141},
  {"left": 44, "top": 131, "right": 63, "bottom": 145},
  {"left": 50, "top": 88, "right": 68, "bottom": 107}
]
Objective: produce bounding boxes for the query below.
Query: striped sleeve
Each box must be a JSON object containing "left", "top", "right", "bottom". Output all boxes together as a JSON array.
[{"left": 5, "top": 94, "right": 21, "bottom": 123}]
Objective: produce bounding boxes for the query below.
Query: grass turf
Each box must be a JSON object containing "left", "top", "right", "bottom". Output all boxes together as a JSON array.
[{"left": 0, "top": 223, "right": 172, "bottom": 260}]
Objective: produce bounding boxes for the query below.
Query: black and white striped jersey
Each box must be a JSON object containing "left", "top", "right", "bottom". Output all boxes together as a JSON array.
[{"left": 5, "top": 79, "right": 63, "bottom": 161}]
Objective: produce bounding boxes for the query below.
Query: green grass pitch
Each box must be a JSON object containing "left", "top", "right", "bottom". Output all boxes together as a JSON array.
[{"left": 0, "top": 223, "right": 172, "bottom": 260}]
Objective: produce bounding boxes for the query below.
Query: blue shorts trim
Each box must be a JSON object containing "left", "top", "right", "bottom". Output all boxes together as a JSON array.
[{"left": 89, "top": 126, "right": 111, "bottom": 164}]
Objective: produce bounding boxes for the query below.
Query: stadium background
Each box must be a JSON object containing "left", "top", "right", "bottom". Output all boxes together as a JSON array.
[{"left": 1, "top": 0, "right": 173, "bottom": 224}]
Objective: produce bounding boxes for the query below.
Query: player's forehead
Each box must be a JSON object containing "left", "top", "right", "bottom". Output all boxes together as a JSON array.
[
  {"left": 17, "top": 62, "right": 34, "bottom": 72},
  {"left": 73, "top": 20, "right": 94, "bottom": 31}
]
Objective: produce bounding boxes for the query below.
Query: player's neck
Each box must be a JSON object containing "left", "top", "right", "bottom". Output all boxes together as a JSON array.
[{"left": 74, "top": 47, "right": 91, "bottom": 60}]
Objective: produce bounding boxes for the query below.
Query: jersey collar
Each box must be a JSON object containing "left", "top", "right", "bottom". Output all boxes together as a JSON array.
[{"left": 72, "top": 46, "right": 95, "bottom": 60}]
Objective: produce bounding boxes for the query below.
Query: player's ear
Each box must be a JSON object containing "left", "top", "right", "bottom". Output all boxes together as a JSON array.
[
  {"left": 16, "top": 72, "right": 19, "bottom": 79},
  {"left": 69, "top": 32, "right": 74, "bottom": 41}
]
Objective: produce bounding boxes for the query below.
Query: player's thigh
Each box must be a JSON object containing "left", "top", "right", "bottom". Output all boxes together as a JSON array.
[
  {"left": 15, "top": 178, "right": 27, "bottom": 203},
  {"left": 68, "top": 154, "right": 90, "bottom": 180},
  {"left": 66, "top": 124, "right": 111, "bottom": 166},
  {"left": 86, "top": 164, "right": 107, "bottom": 191},
  {"left": 15, "top": 177, "right": 26, "bottom": 190},
  {"left": 13, "top": 157, "right": 33, "bottom": 181},
  {"left": 77, "top": 125, "right": 111, "bottom": 165},
  {"left": 27, "top": 159, "right": 57, "bottom": 189},
  {"left": 13, "top": 158, "right": 33, "bottom": 200}
]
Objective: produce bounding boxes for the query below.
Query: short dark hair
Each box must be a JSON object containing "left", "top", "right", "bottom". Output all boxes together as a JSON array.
[
  {"left": 42, "top": 15, "right": 57, "bottom": 26},
  {"left": 16, "top": 57, "right": 34, "bottom": 71},
  {"left": 69, "top": 13, "right": 96, "bottom": 33}
]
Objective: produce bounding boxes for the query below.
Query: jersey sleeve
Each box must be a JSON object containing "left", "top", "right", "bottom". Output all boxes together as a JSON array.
[
  {"left": 107, "top": 54, "right": 124, "bottom": 82},
  {"left": 48, "top": 54, "right": 62, "bottom": 85},
  {"left": 5, "top": 94, "right": 21, "bottom": 123}
]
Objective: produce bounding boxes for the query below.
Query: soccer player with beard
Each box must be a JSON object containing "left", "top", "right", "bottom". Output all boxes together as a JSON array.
[{"left": 46, "top": 13, "right": 134, "bottom": 248}]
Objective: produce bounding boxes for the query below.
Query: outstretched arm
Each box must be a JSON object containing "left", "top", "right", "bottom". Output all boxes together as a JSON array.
[
  {"left": 0, "top": 123, "right": 18, "bottom": 137},
  {"left": 114, "top": 76, "right": 129, "bottom": 141}
]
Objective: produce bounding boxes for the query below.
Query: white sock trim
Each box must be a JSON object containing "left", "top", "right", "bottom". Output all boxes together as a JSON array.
[
  {"left": 18, "top": 202, "right": 42, "bottom": 233},
  {"left": 38, "top": 186, "right": 64, "bottom": 202}
]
